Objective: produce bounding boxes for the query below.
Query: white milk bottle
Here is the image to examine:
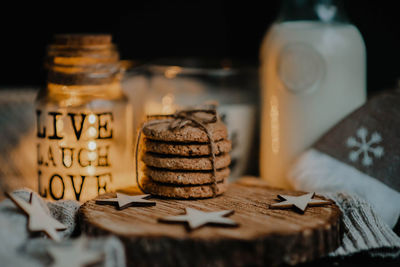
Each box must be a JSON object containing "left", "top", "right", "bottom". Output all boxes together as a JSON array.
[{"left": 260, "top": 0, "right": 366, "bottom": 188}]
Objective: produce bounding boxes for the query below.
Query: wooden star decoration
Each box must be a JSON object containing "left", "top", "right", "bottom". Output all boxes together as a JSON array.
[
  {"left": 159, "top": 207, "right": 238, "bottom": 230},
  {"left": 48, "top": 237, "right": 103, "bottom": 267},
  {"left": 95, "top": 193, "right": 156, "bottom": 209},
  {"left": 270, "top": 192, "right": 331, "bottom": 212},
  {"left": 6, "top": 192, "right": 67, "bottom": 242}
]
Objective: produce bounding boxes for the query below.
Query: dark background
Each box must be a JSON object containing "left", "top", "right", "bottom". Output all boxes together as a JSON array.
[{"left": 1, "top": 1, "right": 399, "bottom": 94}]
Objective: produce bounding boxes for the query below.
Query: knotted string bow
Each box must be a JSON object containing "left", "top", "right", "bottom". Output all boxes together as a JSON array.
[{"left": 135, "top": 105, "right": 219, "bottom": 196}]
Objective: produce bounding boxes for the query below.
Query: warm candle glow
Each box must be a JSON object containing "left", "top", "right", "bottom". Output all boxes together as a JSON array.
[
  {"left": 145, "top": 93, "right": 177, "bottom": 115},
  {"left": 164, "top": 66, "right": 182, "bottom": 79},
  {"left": 88, "top": 141, "right": 97, "bottom": 151},
  {"left": 270, "top": 95, "right": 280, "bottom": 155},
  {"left": 87, "top": 127, "right": 97, "bottom": 137},
  {"left": 88, "top": 151, "right": 97, "bottom": 161},
  {"left": 35, "top": 34, "right": 134, "bottom": 202},
  {"left": 88, "top": 114, "right": 96, "bottom": 124}
]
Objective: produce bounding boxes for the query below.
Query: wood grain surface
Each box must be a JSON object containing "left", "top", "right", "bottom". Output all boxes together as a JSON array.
[{"left": 79, "top": 178, "right": 342, "bottom": 267}]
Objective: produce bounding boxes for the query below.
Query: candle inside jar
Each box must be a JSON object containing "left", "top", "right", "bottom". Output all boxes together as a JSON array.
[{"left": 35, "top": 34, "right": 133, "bottom": 202}]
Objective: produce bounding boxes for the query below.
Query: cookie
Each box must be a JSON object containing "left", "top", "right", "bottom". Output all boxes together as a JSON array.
[
  {"left": 145, "top": 167, "right": 230, "bottom": 185},
  {"left": 141, "top": 176, "right": 228, "bottom": 199},
  {"left": 142, "top": 153, "right": 231, "bottom": 170},
  {"left": 143, "top": 120, "right": 228, "bottom": 143},
  {"left": 144, "top": 139, "right": 231, "bottom": 156}
]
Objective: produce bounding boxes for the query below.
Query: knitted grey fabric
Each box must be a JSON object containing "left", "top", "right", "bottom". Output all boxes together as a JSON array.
[
  {"left": 327, "top": 193, "right": 400, "bottom": 258},
  {"left": 0, "top": 189, "right": 126, "bottom": 267}
]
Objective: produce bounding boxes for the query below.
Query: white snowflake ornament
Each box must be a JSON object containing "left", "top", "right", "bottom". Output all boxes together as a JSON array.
[
  {"left": 346, "top": 126, "right": 384, "bottom": 166},
  {"left": 288, "top": 92, "right": 400, "bottom": 229}
]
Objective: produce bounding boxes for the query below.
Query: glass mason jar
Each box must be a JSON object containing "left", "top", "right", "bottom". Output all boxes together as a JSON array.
[
  {"left": 260, "top": 0, "right": 366, "bottom": 188},
  {"left": 35, "top": 34, "right": 133, "bottom": 202},
  {"left": 137, "top": 58, "right": 259, "bottom": 180}
]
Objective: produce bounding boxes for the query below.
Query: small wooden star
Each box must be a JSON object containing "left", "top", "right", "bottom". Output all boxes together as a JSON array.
[
  {"left": 159, "top": 207, "right": 238, "bottom": 230},
  {"left": 95, "top": 193, "right": 156, "bottom": 209},
  {"left": 48, "top": 237, "right": 103, "bottom": 267},
  {"left": 270, "top": 192, "right": 331, "bottom": 212},
  {"left": 6, "top": 192, "right": 67, "bottom": 241}
]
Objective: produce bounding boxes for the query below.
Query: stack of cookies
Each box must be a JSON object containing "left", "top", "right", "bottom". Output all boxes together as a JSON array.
[{"left": 139, "top": 114, "right": 231, "bottom": 199}]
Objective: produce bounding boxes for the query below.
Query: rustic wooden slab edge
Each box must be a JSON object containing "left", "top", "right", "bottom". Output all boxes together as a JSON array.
[{"left": 79, "top": 178, "right": 343, "bottom": 267}]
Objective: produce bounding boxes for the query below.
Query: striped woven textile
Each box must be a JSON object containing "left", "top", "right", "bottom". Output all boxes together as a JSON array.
[{"left": 327, "top": 193, "right": 400, "bottom": 258}]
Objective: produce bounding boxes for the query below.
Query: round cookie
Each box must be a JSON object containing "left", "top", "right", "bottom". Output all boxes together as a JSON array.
[
  {"left": 141, "top": 176, "right": 228, "bottom": 199},
  {"left": 145, "top": 167, "right": 230, "bottom": 185},
  {"left": 143, "top": 120, "right": 228, "bottom": 143},
  {"left": 144, "top": 139, "right": 231, "bottom": 156},
  {"left": 142, "top": 153, "right": 231, "bottom": 170}
]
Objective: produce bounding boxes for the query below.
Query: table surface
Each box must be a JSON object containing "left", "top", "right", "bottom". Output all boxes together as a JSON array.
[
  {"left": 0, "top": 88, "right": 398, "bottom": 266},
  {"left": 80, "top": 178, "right": 342, "bottom": 266}
]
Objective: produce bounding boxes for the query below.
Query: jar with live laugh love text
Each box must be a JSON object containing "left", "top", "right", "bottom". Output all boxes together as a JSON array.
[{"left": 35, "top": 34, "right": 133, "bottom": 202}]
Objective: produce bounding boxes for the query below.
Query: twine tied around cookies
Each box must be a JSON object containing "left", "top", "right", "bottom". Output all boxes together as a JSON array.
[{"left": 135, "top": 105, "right": 220, "bottom": 197}]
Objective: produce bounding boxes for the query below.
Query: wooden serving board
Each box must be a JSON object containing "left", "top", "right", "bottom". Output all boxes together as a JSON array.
[{"left": 79, "top": 178, "right": 342, "bottom": 267}]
